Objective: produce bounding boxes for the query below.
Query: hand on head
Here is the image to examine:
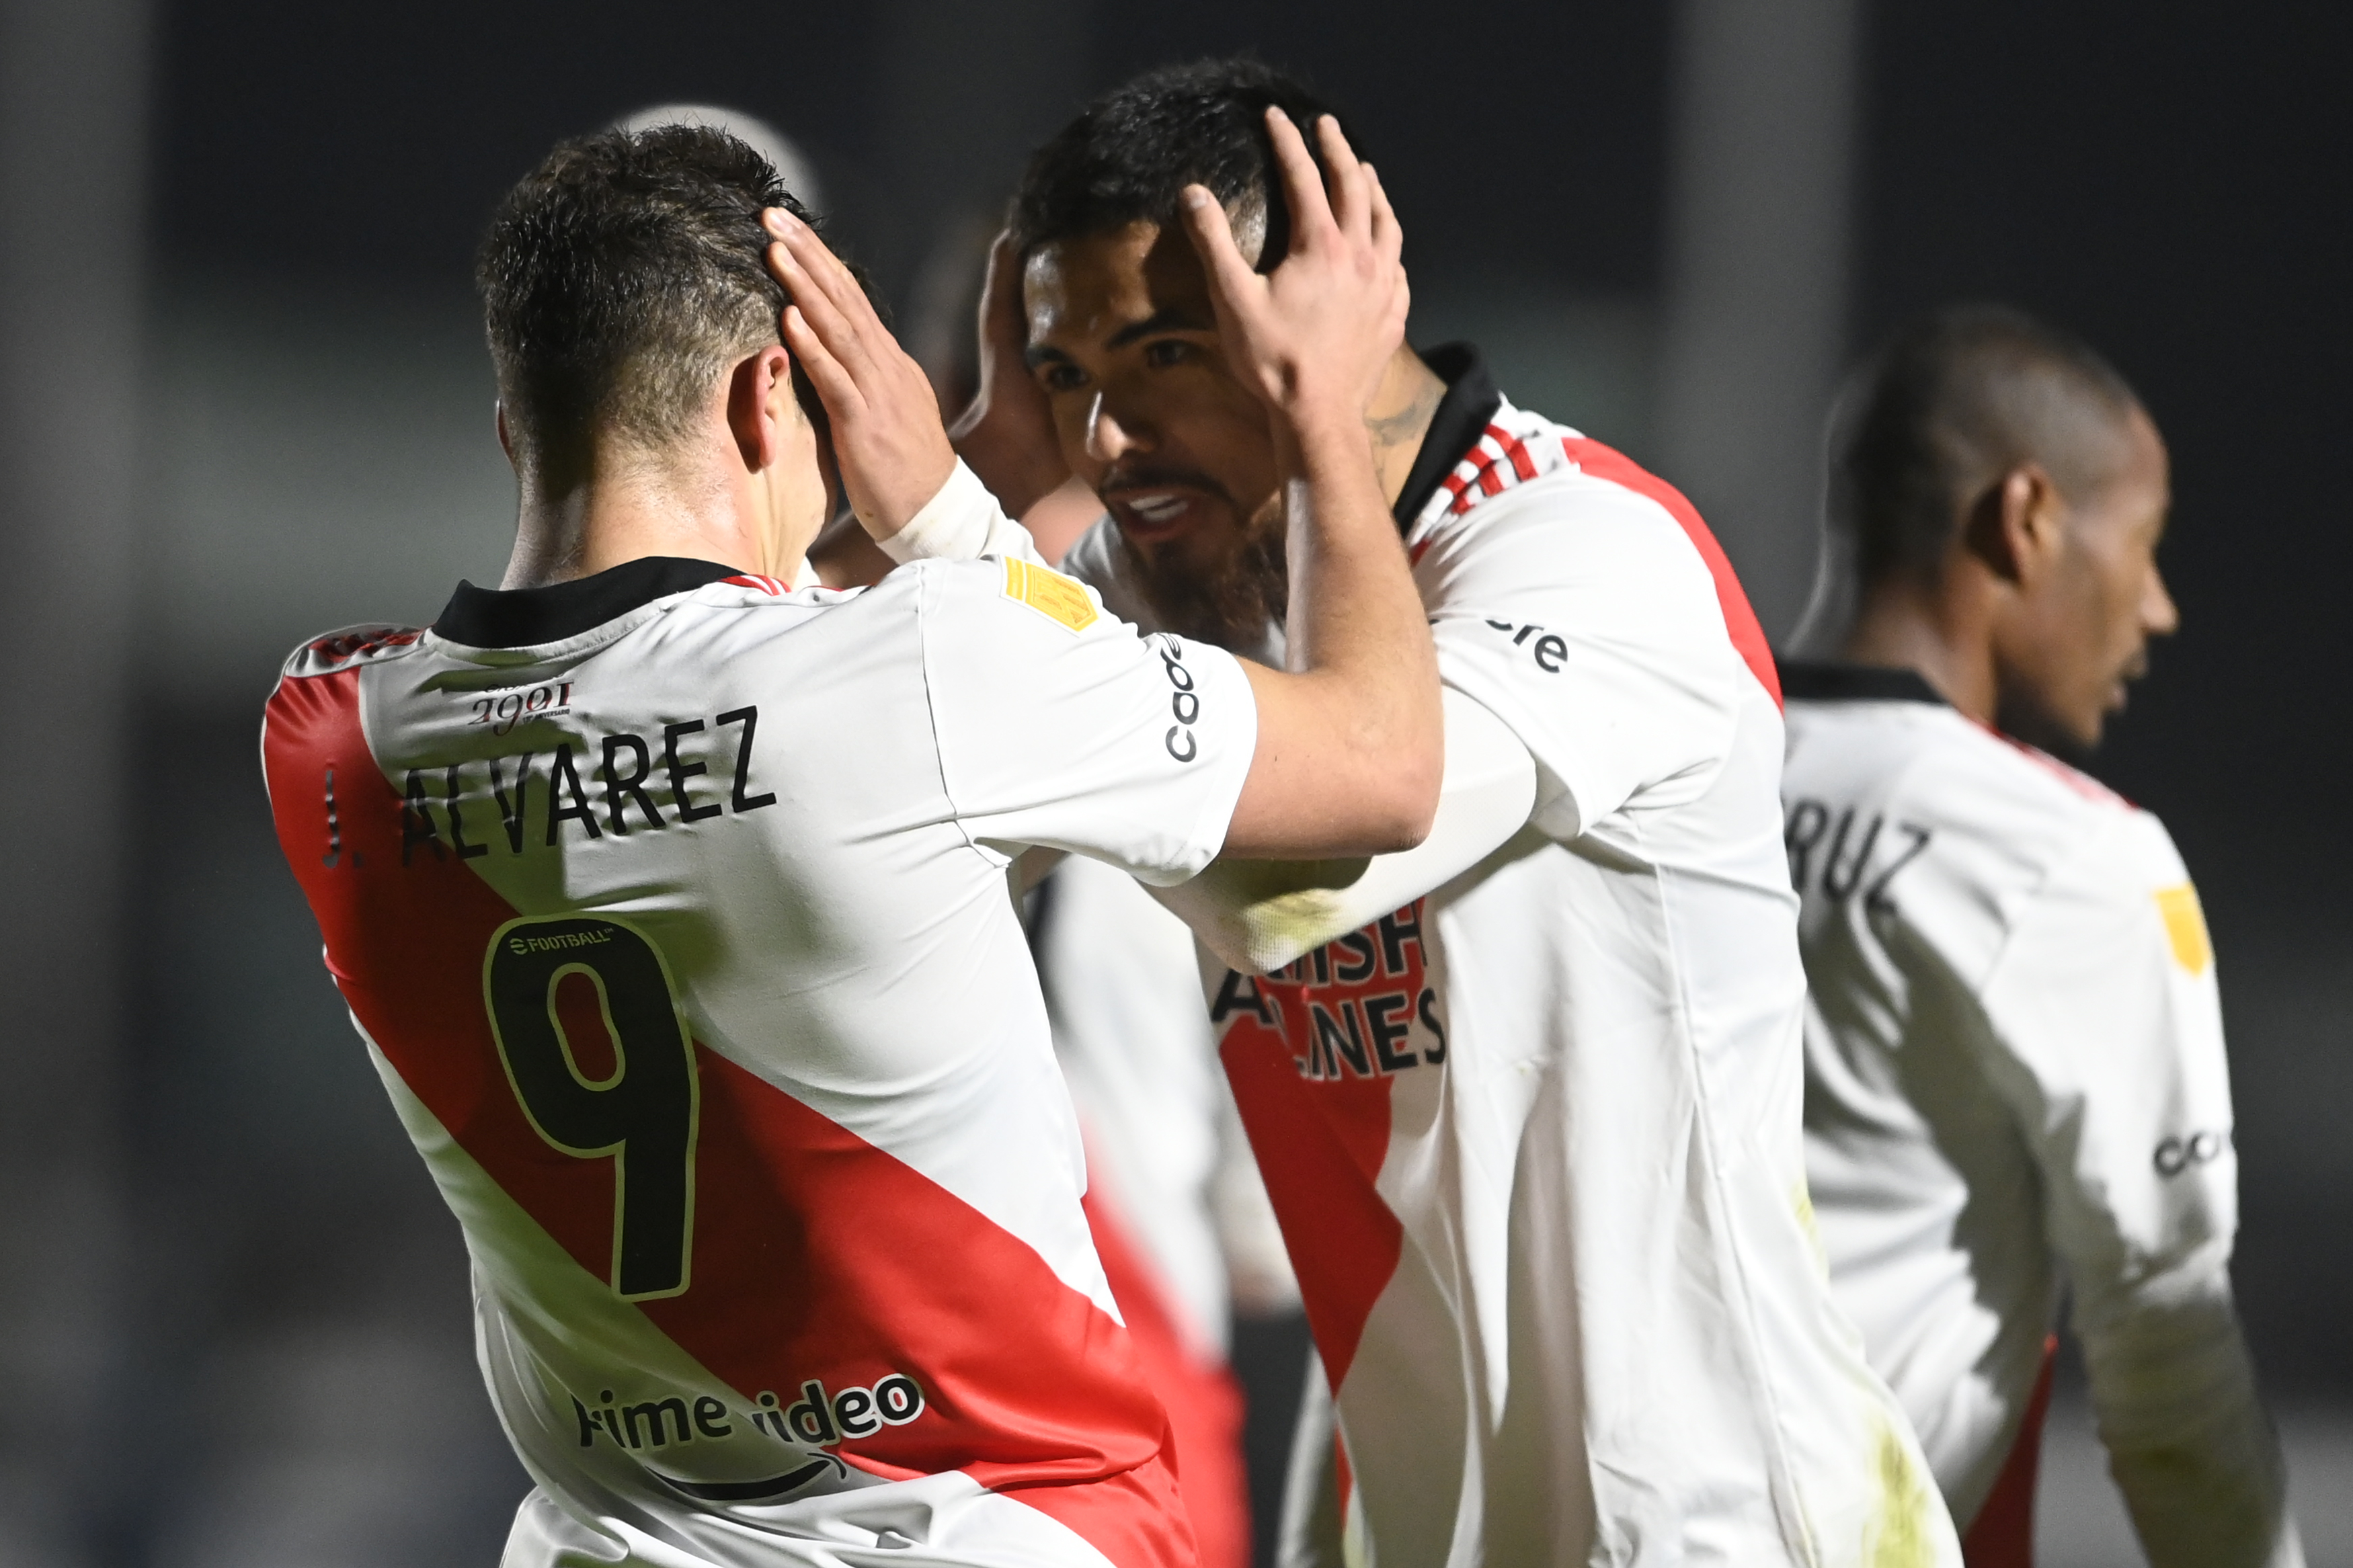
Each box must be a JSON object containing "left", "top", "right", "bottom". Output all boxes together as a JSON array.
[
  {"left": 1179, "top": 109, "right": 1410, "bottom": 438},
  {"left": 763, "top": 209, "right": 957, "bottom": 540},
  {"left": 947, "top": 231, "right": 1073, "bottom": 522}
]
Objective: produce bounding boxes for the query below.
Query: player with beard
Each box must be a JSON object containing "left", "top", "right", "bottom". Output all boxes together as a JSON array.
[
  {"left": 785, "top": 58, "right": 1961, "bottom": 1567},
  {"left": 1779, "top": 306, "right": 2302, "bottom": 1567}
]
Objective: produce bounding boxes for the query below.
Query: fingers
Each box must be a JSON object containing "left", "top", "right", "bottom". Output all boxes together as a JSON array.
[
  {"left": 777, "top": 304, "right": 864, "bottom": 421},
  {"left": 768, "top": 239, "right": 879, "bottom": 390},
  {"left": 763, "top": 210, "right": 892, "bottom": 385},
  {"left": 766, "top": 230, "right": 875, "bottom": 345},
  {"left": 764, "top": 208, "right": 872, "bottom": 327},
  {"left": 1365, "top": 163, "right": 1403, "bottom": 265},
  {"left": 764, "top": 233, "right": 854, "bottom": 341},
  {"left": 1179, "top": 183, "right": 1263, "bottom": 322},
  {"left": 1312, "top": 113, "right": 1373, "bottom": 246},
  {"left": 1263, "top": 108, "right": 1340, "bottom": 256},
  {"left": 978, "top": 230, "right": 1029, "bottom": 355}
]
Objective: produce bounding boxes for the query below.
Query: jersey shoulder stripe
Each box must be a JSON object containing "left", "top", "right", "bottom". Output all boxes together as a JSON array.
[
  {"left": 1790, "top": 698, "right": 2137, "bottom": 827},
  {"left": 1556, "top": 438, "right": 1780, "bottom": 708},
  {"left": 1409, "top": 401, "right": 1780, "bottom": 708},
  {"left": 1966, "top": 716, "right": 2134, "bottom": 811},
  {"left": 280, "top": 623, "right": 425, "bottom": 679}
]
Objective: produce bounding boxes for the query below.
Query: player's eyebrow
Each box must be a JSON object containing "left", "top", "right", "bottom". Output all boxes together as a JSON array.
[
  {"left": 1107, "top": 306, "right": 1213, "bottom": 348},
  {"left": 1025, "top": 305, "right": 1216, "bottom": 370}
]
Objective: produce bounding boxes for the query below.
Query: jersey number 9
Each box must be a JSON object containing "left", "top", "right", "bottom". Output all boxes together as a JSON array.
[{"left": 483, "top": 915, "right": 701, "bottom": 1300}]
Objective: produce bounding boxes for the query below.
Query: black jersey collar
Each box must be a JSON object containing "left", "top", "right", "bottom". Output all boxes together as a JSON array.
[
  {"left": 434, "top": 556, "right": 743, "bottom": 649},
  {"left": 1777, "top": 660, "right": 1949, "bottom": 706},
  {"left": 1391, "top": 343, "right": 1504, "bottom": 532}
]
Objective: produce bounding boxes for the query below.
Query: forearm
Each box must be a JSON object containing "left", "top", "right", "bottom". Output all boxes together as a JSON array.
[
  {"left": 1156, "top": 689, "right": 1533, "bottom": 972},
  {"left": 2079, "top": 1267, "right": 2303, "bottom": 1567},
  {"left": 1279, "top": 410, "right": 1422, "bottom": 687},
  {"left": 877, "top": 458, "right": 1047, "bottom": 567},
  {"left": 1224, "top": 414, "right": 1441, "bottom": 854},
  {"left": 1175, "top": 110, "right": 1434, "bottom": 860}
]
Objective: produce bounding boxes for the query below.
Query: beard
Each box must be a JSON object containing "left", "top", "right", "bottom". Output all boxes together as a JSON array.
[
  {"left": 1117, "top": 497, "right": 1291, "bottom": 655},
  {"left": 1991, "top": 692, "right": 2099, "bottom": 767},
  {"left": 1994, "top": 642, "right": 2150, "bottom": 766}
]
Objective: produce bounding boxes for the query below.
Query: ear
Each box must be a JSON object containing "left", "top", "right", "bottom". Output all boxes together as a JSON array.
[
  {"left": 1964, "top": 464, "right": 2061, "bottom": 588},
  {"left": 725, "top": 346, "right": 798, "bottom": 472},
  {"left": 495, "top": 401, "right": 515, "bottom": 468}
]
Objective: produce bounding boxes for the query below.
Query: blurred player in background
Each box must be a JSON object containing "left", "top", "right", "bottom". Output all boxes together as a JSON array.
[
  {"left": 264, "top": 121, "right": 1441, "bottom": 1567},
  {"left": 1027, "top": 856, "right": 1295, "bottom": 1568},
  {"left": 1781, "top": 305, "right": 2302, "bottom": 1567},
  {"left": 834, "top": 58, "right": 1962, "bottom": 1565}
]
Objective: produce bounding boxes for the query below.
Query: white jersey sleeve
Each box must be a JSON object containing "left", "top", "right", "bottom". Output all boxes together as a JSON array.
[
  {"left": 914, "top": 555, "right": 1257, "bottom": 885},
  {"left": 1978, "top": 814, "right": 2300, "bottom": 1567},
  {"left": 1150, "top": 687, "right": 1536, "bottom": 973},
  {"left": 1419, "top": 477, "right": 1745, "bottom": 841},
  {"left": 879, "top": 459, "right": 1051, "bottom": 569}
]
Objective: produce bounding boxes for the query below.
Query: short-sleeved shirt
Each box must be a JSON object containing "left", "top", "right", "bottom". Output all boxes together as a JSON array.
[
  {"left": 1782, "top": 664, "right": 2242, "bottom": 1524},
  {"left": 1039, "top": 350, "right": 1958, "bottom": 1566},
  {"left": 260, "top": 554, "right": 1255, "bottom": 1568}
]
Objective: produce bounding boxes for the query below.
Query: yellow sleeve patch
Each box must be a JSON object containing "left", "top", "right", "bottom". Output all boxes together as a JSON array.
[
  {"left": 2155, "top": 882, "right": 2212, "bottom": 975},
  {"left": 1002, "top": 556, "right": 1098, "bottom": 633}
]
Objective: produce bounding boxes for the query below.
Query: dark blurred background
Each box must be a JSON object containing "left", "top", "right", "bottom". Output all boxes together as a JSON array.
[{"left": 2, "top": 1, "right": 2348, "bottom": 1564}]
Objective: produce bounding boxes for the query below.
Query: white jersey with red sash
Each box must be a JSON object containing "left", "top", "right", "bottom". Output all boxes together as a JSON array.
[
  {"left": 261, "top": 554, "right": 1257, "bottom": 1568},
  {"left": 1783, "top": 663, "right": 2301, "bottom": 1566},
  {"left": 1207, "top": 384, "right": 1951, "bottom": 1566},
  {"left": 893, "top": 347, "right": 1962, "bottom": 1565}
]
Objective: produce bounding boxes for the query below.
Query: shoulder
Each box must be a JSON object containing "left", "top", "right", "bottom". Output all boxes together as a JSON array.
[
  {"left": 1922, "top": 717, "right": 2139, "bottom": 846},
  {"left": 1411, "top": 407, "right": 1678, "bottom": 555},
  {"left": 902, "top": 553, "right": 1119, "bottom": 641},
  {"left": 670, "top": 573, "right": 874, "bottom": 625},
  {"left": 1826, "top": 701, "right": 2134, "bottom": 835},
  {"left": 1411, "top": 403, "right": 1776, "bottom": 689},
  {"left": 1408, "top": 405, "right": 1699, "bottom": 569},
  {"left": 276, "top": 623, "right": 426, "bottom": 681},
  {"left": 660, "top": 569, "right": 946, "bottom": 651},
  {"left": 262, "top": 624, "right": 426, "bottom": 788},
  {"left": 1814, "top": 701, "right": 2158, "bottom": 913},
  {"left": 897, "top": 554, "right": 1203, "bottom": 697}
]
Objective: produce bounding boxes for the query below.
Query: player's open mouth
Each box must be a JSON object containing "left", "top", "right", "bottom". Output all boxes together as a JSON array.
[{"left": 1111, "top": 491, "right": 1201, "bottom": 540}]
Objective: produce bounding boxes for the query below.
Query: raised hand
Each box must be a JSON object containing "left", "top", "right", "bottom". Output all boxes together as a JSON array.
[
  {"left": 763, "top": 208, "right": 956, "bottom": 540},
  {"left": 1180, "top": 110, "right": 1409, "bottom": 439},
  {"left": 1176, "top": 108, "right": 1441, "bottom": 862},
  {"left": 947, "top": 231, "right": 1072, "bottom": 523}
]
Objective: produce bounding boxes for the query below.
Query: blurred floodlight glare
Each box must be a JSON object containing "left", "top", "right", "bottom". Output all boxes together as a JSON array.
[{"left": 613, "top": 102, "right": 826, "bottom": 214}]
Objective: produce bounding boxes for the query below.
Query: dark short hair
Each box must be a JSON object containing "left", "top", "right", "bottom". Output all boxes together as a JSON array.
[
  {"left": 475, "top": 125, "right": 814, "bottom": 474},
  {"left": 1010, "top": 57, "right": 1347, "bottom": 268},
  {"left": 1828, "top": 304, "right": 2145, "bottom": 587}
]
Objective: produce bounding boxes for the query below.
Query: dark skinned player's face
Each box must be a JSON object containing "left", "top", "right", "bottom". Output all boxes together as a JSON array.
[
  {"left": 1997, "top": 407, "right": 2179, "bottom": 752},
  {"left": 1023, "top": 222, "right": 1287, "bottom": 643}
]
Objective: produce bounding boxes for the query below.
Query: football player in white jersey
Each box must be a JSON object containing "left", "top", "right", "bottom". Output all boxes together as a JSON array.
[
  {"left": 262, "top": 120, "right": 1445, "bottom": 1568},
  {"left": 1780, "top": 306, "right": 2302, "bottom": 1567},
  {"left": 813, "top": 57, "right": 1962, "bottom": 1567}
]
